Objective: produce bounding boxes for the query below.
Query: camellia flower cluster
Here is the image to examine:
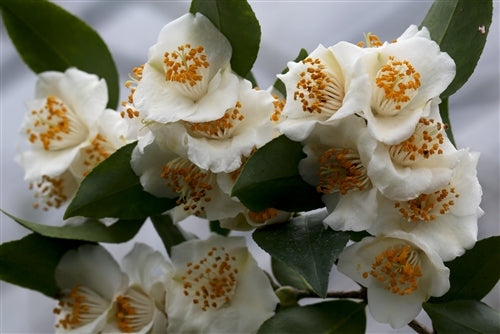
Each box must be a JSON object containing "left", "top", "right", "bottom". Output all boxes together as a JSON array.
[{"left": 2, "top": 1, "right": 495, "bottom": 333}]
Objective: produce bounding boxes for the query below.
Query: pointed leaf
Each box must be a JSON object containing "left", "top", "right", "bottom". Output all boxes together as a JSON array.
[
  {"left": 271, "top": 257, "right": 312, "bottom": 292},
  {"left": 232, "top": 135, "right": 324, "bottom": 212},
  {"left": 150, "top": 214, "right": 187, "bottom": 255},
  {"left": 1, "top": 210, "right": 145, "bottom": 243},
  {"left": 253, "top": 211, "right": 349, "bottom": 297},
  {"left": 258, "top": 300, "right": 366, "bottom": 334},
  {"left": 430, "top": 236, "right": 500, "bottom": 303},
  {"left": 190, "top": 0, "right": 260, "bottom": 78},
  {"left": 0, "top": 233, "right": 84, "bottom": 298},
  {"left": 421, "top": 0, "right": 493, "bottom": 97},
  {"left": 0, "top": 0, "right": 119, "bottom": 109},
  {"left": 424, "top": 300, "right": 500, "bottom": 334},
  {"left": 65, "top": 142, "right": 177, "bottom": 220}
]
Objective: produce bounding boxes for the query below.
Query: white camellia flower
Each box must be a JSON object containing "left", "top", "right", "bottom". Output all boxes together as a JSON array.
[
  {"left": 164, "top": 234, "right": 279, "bottom": 333},
  {"left": 277, "top": 43, "right": 370, "bottom": 141},
  {"left": 355, "top": 25, "right": 455, "bottom": 144},
  {"left": 18, "top": 68, "right": 128, "bottom": 210},
  {"left": 131, "top": 12, "right": 240, "bottom": 124},
  {"left": 53, "top": 244, "right": 128, "bottom": 333},
  {"left": 358, "top": 107, "right": 462, "bottom": 201},
  {"left": 298, "top": 116, "right": 379, "bottom": 231},
  {"left": 337, "top": 232, "right": 450, "bottom": 329},
  {"left": 369, "top": 150, "right": 483, "bottom": 261},
  {"left": 131, "top": 131, "right": 246, "bottom": 222}
]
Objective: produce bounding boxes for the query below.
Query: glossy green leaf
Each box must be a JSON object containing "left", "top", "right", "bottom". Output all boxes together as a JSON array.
[
  {"left": 1, "top": 210, "right": 145, "bottom": 243},
  {"left": 258, "top": 300, "right": 366, "bottom": 334},
  {"left": 438, "top": 97, "right": 455, "bottom": 146},
  {"left": 65, "top": 142, "right": 177, "bottom": 220},
  {"left": 0, "top": 233, "right": 84, "bottom": 298},
  {"left": 0, "top": 0, "right": 119, "bottom": 109},
  {"left": 150, "top": 214, "right": 187, "bottom": 255},
  {"left": 424, "top": 300, "right": 500, "bottom": 334},
  {"left": 190, "top": 0, "right": 260, "bottom": 78},
  {"left": 273, "top": 48, "right": 308, "bottom": 97},
  {"left": 209, "top": 220, "right": 231, "bottom": 237},
  {"left": 232, "top": 135, "right": 324, "bottom": 212},
  {"left": 430, "top": 236, "right": 500, "bottom": 303},
  {"left": 253, "top": 211, "right": 349, "bottom": 297},
  {"left": 271, "top": 257, "right": 312, "bottom": 292},
  {"left": 421, "top": 0, "right": 493, "bottom": 97}
]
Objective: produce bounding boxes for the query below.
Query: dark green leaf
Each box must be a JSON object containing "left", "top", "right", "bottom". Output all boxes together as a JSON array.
[
  {"left": 424, "top": 300, "right": 500, "bottom": 334},
  {"left": 253, "top": 211, "right": 349, "bottom": 297},
  {"left": 0, "top": 233, "right": 84, "bottom": 298},
  {"left": 150, "top": 214, "right": 187, "bottom": 255},
  {"left": 258, "top": 300, "right": 366, "bottom": 334},
  {"left": 348, "top": 230, "right": 372, "bottom": 242},
  {"left": 190, "top": 0, "right": 260, "bottom": 78},
  {"left": 430, "top": 236, "right": 500, "bottom": 303},
  {"left": 232, "top": 135, "right": 324, "bottom": 212},
  {"left": 65, "top": 142, "right": 177, "bottom": 220},
  {"left": 273, "top": 48, "right": 308, "bottom": 97},
  {"left": 209, "top": 220, "right": 231, "bottom": 237},
  {"left": 271, "top": 257, "right": 312, "bottom": 292},
  {"left": 1, "top": 209, "right": 145, "bottom": 243},
  {"left": 0, "top": 0, "right": 119, "bottom": 109},
  {"left": 439, "top": 97, "right": 455, "bottom": 146},
  {"left": 421, "top": 0, "right": 493, "bottom": 97}
]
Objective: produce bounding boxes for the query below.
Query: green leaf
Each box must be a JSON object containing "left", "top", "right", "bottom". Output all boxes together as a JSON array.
[
  {"left": 424, "top": 300, "right": 500, "bottom": 334},
  {"left": 421, "top": 0, "right": 493, "bottom": 97},
  {"left": 0, "top": 233, "right": 84, "bottom": 298},
  {"left": 232, "top": 135, "right": 324, "bottom": 212},
  {"left": 1, "top": 209, "right": 145, "bottom": 243},
  {"left": 271, "top": 257, "right": 312, "bottom": 292},
  {"left": 257, "top": 300, "right": 366, "bottom": 334},
  {"left": 209, "top": 220, "right": 231, "bottom": 237},
  {"left": 0, "top": 0, "right": 119, "bottom": 109},
  {"left": 150, "top": 214, "right": 187, "bottom": 255},
  {"left": 430, "top": 236, "right": 500, "bottom": 303},
  {"left": 439, "top": 97, "right": 455, "bottom": 147},
  {"left": 65, "top": 142, "right": 177, "bottom": 220},
  {"left": 253, "top": 211, "right": 349, "bottom": 297},
  {"left": 190, "top": 0, "right": 260, "bottom": 78},
  {"left": 273, "top": 48, "right": 308, "bottom": 97}
]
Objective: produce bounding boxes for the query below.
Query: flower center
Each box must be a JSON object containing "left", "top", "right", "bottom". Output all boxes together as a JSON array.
[
  {"left": 395, "top": 185, "right": 460, "bottom": 222},
  {"left": 187, "top": 101, "right": 244, "bottom": 139},
  {"left": 181, "top": 246, "right": 239, "bottom": 311},
  {"left": 30, "top": 175, "right": 68, "bottom": 210},
  {"left": 389, "top": 118, "right": 447, "bottom": 167},
  {"left": 317, "top": 147, "right": 369, "bottom": 195},
  {"left": 26, "top": 95, "right": 88, "bottom": 151},
  {"left": 248, "top": 208, "right": 279, "bottom": 224},
  {"left": 270, "top": 94, "right": 285, "bottom": 122},
  {"left": 294, "top": 57, "right": 344, "bottom": 116},
  {"left": 80, "top": 133, "right": 113, "bottom": 177},
  {"left": 357, "top": 32, "right": 384, "bottom": 48},
  {"left": 363, "top": 245, "right": 422, "bottom": 296},
  {"left": 373, "top": 56, "right": 421, "bottom": 116},
  {"left": 115, "top": 288, "right": 155, "bottom": 333},
  {"left": 121, "top": 64, "right": 144, "bottom": 119},
  {"left": 161, "top": 157, "right": 213, "bottom": 216},
  {"left": 164, "top": 44, "right": 210, "bottom": 100},
  {"left": 54, "top": 285, "right": 109, "bottom": 330}
]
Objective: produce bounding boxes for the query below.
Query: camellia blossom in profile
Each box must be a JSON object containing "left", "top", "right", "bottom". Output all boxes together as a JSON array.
[
  {"left": 131, "top": 12, "right": 240, "bottom": 124},
  {"left": 337, "top": 232, "right": 449, "bottom": 329},
  {"left": 369, "top": 150, "right": 483, "bottom": 261},
  {"left": 355, "top": 25, "right": 456, "bottom": 144},
  {"left": 164, "top": 234, "right": 279, "bottom": 333},
  {"left": 18, "top": 68, "right": 128, "bottom": 210}
]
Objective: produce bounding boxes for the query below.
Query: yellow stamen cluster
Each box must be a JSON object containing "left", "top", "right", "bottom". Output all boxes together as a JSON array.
[
  {"left": 270, "top": 94, "right": 285, "bottom": 122},
  {"left": 357, "top": 33, "right": 383, "bottom": 48},
  {"left": 121, "top": 64, "right": 144, "bottom": 119},
  {"left": 181, "top": 246, "right": 239, "bottom": 311},
  {"left": 164, "top": 44, "right": 209, "bottom": 87},
  {"left": 188, "top": 102, "right": 244, "bottom": 138},
  {"left": 375, "top": 56, "right": 421, "bottom": 112},
  {"left": 317, "top": 147, "right": 369, "bottom": 195},
  {"left": 363, "top": 245, "right": 422, "bottom": 296},
  {"left": 161, "top": 158, "right": 213, "bottom": 216},
  {"left": 82, "top": 133, "right": 111, "bottom": 177},
  {"left": 389, "top": 118, "right": 447, "bottom": 166},
  {"left": 116, "top": 296, "right": 136, "bottom": 333},
  {"left": 294, "top": 57, "right": 344, "bottom": 115},
  {"left": 54, "top": 285, "right": 107, "bottom": 330},
  {"left": 248, "top": 208, "right": 279, "bottom": 224},
  {"left": 27, "top": 95, "right": 71, "bottom": 150},
  {"left": 30, "top": 175, "right": 67, "bottom": 210},
  {"left": 395, "top": 186, "right": 460, "bottom": 222}
]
